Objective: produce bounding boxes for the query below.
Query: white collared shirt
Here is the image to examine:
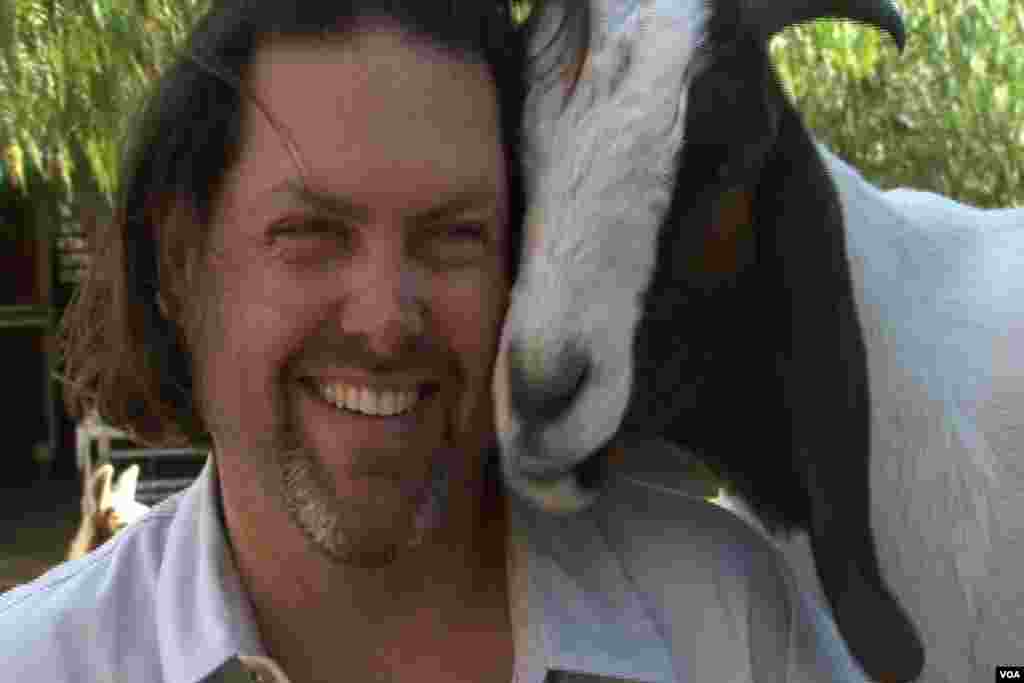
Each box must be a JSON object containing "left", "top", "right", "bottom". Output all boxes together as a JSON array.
[{"left": 0, "top": 447, "right": 870, "bottom": 682}]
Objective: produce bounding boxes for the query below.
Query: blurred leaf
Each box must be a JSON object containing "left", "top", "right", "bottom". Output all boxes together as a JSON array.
[
  {"left": 0, "top": 0, "right": 17, "bottom": 69},
  {"left": 1, "top": 0, "right": 210, "bottom": 221},
  {"left": 773, "top": 0, "right": 1023, "bottom": 208}
]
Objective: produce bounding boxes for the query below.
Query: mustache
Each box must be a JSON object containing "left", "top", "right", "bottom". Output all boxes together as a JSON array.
[{"left": 290, "top": 324, "right": 457, "bottom": 378}]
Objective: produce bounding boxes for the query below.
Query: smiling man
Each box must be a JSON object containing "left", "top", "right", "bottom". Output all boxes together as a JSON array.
[
  {"left": 197, "top": 30, "right": 511, "bottom": 569},
  {"left": 185, "top": 26, "right": 516, "bottom": 682},
  {"left": 1, "top": 1, "right": 888, "bottom": 682},
  {"left": 5, "top": 2, "right": 521, "bottom": 681}
]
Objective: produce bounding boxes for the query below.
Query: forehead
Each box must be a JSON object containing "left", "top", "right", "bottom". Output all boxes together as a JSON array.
[{"left": 231, "top": 29, "right": 505, "bottom": 211}]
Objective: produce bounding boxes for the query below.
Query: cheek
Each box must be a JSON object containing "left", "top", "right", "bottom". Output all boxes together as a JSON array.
[
  {"left": 444, "top": 275, "right": 506, "bottom": 373},
  {"left": 195, "top": 254, "right": 324, "bottom": 432},
  {"left": 436, "top": 271, "right": 509, "bottom": 427}
]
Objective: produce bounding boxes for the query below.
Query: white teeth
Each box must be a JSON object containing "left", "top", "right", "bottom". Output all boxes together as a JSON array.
[
  {"left": 359, "top": 387, "right": 373, "bottom": 414},
  {"left": 379, "top": 390, "right": 396, "bottom": 415},
  {"left": 316, "top": 381, "right": 422, "bottom": 416},
  {"left": 397, "top": 391, "right": 415, "bottom": 413}
]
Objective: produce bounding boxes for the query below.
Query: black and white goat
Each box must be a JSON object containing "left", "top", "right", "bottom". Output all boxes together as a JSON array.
[{"left": 493, "top": 1, "right": 1024, "bottom": 682}]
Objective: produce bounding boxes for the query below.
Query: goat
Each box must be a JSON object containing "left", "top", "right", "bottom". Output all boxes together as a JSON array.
[
  {"left": 67, "top": 463, "right": 151, "bottom": 561},
  {"left": 1, "top": 464, "right": 148, "bottom": 594},
  {"left": 492, "top": 1, "right": 1024, "bottom": 681}
]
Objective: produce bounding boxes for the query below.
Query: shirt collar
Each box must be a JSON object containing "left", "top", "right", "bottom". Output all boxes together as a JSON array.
[
  {"left": 157, "top": 457, "right": 675, "bottom": 683},
  {"left": 155, "top": 458, "right": 268, "bottom": 682}
]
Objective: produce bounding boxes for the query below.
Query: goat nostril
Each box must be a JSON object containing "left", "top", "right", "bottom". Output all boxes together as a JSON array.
[{"left": 507, "top": 339, "right": 591, "bottom": 423}]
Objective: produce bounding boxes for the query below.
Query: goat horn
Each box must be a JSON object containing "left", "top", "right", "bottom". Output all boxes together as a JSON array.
[
  {"left": 744, "top": 0, "right": 906, "bottom": 51},
  {"left": 595, "top": 0, "right": 905, "bottom": 52}
]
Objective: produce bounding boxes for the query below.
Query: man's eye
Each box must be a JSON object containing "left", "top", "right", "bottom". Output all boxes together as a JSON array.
[
  {"left": 425, "top": 223, "right": 490, "bottom": 267},
  {"left": 436, "top": 223, "right": 489, "bottom": 250},
  {"left": 267, "top": 217, "right": 351, "bottom": 268},
  {"left": 444, "top": 223, "right": 487, "bottom": 240},
  {"left": 268, "top": 217, "right": 340, "bottom": 241}
]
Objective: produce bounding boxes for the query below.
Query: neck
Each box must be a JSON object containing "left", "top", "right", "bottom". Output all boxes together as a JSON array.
[{"left": 219, "top": 456, "right": 513, "bottom": 683}]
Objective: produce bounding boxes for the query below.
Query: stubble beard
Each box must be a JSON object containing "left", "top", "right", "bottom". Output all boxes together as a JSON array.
[
  {"left": 268, "top": 386, "right": 452, "bottom": 570},
  {"left": 192, "top": 281, "right": 467, "bottom": 570}
]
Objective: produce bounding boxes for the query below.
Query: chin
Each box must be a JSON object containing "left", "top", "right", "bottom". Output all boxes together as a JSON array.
[{"left": 277, "top": 437, "right": 451, "bottom": 565}]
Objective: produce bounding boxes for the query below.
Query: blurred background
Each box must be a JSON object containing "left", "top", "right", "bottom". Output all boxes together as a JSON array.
[{"left": 0, "top": 0, "right": 1020, "bottom": 586}]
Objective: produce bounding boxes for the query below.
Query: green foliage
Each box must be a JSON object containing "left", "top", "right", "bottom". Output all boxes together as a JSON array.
[
  {"left": 512, "top": 0, "right": 532, "bottom": 25},
  {"left": 3, "top": 0, "right": 1019, "bottom": 217},
  {"left": 512, "top": 0, "right": 1021, "bottom": 208},
  {"left": 771, "top": 0, "right": 1024, "bottom": 208},
  {"left": 0, "top": 0, "right": 210, "bottom": 210}
]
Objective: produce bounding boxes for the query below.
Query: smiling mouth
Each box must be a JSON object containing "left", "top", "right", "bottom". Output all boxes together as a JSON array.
[{"left": 301, "top": 377, "right": 440, "bottom": 418}]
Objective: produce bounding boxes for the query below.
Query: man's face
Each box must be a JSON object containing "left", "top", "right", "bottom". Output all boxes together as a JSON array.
[{"left": 191, "top": 28, "right": 510, "bottom": 567}]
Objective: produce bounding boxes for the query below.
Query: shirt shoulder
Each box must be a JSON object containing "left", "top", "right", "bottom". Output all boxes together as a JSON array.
[
  {"left": 591, "top": 449, "right": 869, "bottom": 682},
  {"left": 597, "top": 468, "right": 785, "bottom": 603},
  {"left": 0, "top": 501, "right": 179, "bottom": 682},
  {"left": 596, "top": 441, "right": 784, "bottom": 581}
]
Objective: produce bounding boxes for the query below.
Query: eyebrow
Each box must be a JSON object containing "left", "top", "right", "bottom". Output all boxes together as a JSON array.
[{"left": 268, "top": 178, "right": 500, "bottom": 227}]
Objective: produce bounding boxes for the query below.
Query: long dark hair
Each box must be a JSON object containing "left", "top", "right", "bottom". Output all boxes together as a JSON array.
[{"left": 58, "top": 0, "right": 528, "bottom": 448}]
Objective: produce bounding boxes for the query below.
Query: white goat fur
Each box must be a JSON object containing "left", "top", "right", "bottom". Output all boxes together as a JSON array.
[
  {"left": 497, "top": 2, "right": 1024, "bottom": 679},
  {"left": 67, "top": 463, "right": 151, "bottom": 561},
  {"left": 712, "top": 146, "right": 1024, "bottom": 683},
  {"left": 500, "top": 0, "right": 711, "bottom": 471}
]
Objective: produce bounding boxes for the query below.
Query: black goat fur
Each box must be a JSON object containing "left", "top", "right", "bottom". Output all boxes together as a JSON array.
[{"left": 619, "top": 33, "right": 925, "bottom": 683}]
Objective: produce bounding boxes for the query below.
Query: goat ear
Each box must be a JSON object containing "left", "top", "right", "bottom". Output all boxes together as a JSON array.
[
  {"left": 758, "top": 101, "right": 925, "bottom": 681},
  {"left": 112, "top": 464, "right": 141, "bottom": 504},
  {"left": 809, "top": 530, "right": 926, "bottom": 683},
  {"left": 685, "top": 188, "right": 755, "bottom": 285},
  {"left": 675, "top": 49, "right": 777, "bottom": 288},
  {"left": 91, "top": 463, "right": 116, "bottom": 512}
]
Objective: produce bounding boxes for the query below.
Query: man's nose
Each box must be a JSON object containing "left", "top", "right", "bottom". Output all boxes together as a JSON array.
[{"left": 337, "top": 258, "right": 427, "bottom": 358}]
